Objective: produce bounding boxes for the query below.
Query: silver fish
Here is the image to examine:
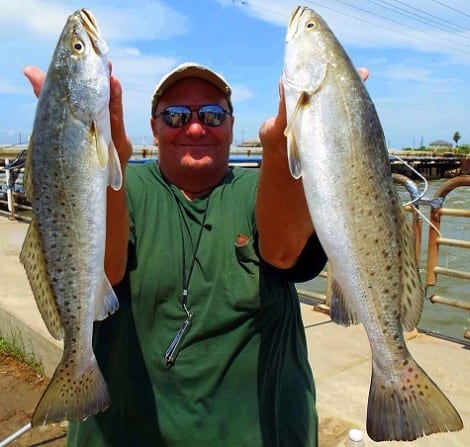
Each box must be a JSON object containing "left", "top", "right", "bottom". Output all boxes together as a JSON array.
[
  {"left": 20, "top": 8, "right": 122, "bottom": 426},
  {"left": 282, "top": 6, "right": 463, "bottom": 441}
]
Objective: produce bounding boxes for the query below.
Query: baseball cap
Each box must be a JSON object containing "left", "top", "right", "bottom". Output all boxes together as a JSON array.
[{"left": 151, "top": 62, "right": 233, "bottom": 118}]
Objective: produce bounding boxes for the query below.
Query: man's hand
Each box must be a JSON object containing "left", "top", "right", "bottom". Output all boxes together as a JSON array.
[
  {"left": 259, "top": 67, "right": 370, "bottom": 150},
  {"left": 23, "top": 66, "right": 46, "bottom": 98},
  {"left": 255, "top": 67, "right": 370, "bottom": 268},
  {"left": 23, "top": 64, "right": 133, "bottom": 166}
]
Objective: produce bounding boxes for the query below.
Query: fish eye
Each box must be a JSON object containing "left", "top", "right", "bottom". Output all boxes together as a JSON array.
[
  {"left": 72, "top": 39, "right": 85, "bottom": 53},
  {"left": 306, "top": 21, "right": 316, "bottom": 29}
]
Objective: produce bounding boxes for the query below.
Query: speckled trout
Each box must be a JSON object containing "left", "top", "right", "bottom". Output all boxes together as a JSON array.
[
  {"left": 20, "top": 9, "right": 122, "bottom": 426},
  {"left": 282, "top": 6, "right": 463, "bottom": 442}
]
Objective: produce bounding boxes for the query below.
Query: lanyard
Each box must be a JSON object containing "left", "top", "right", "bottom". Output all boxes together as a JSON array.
[{"left": 165, "top": 192, "right": 209, "bottom": 368}]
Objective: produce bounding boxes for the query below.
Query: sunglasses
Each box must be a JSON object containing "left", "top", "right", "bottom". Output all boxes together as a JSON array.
[{"left": 154, "top": 104, "right": 232, "bottom": 128}]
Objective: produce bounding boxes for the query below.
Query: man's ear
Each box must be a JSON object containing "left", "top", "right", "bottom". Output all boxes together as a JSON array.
[
  {"left": 150, "top": 118, "right": 159, "bottom": 146},
  {"left": 229, "top": 115, "right": 235, "bottom": 144}
]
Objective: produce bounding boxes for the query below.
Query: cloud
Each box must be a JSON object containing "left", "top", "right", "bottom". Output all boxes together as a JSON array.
[
  {"left": 0, "top": 2, "right": 70, "bottom": 37},
  {"left": 112, "top": 49, "right": 178, "bottom": 111},
  {"left": 231, "top": 85, "right": 254, "bottom": 103},
  {"left": 92, "top": 3, "right": 188, "bottom": 43},
  {"left": 217, "top": 0, "right": 470, "bottom": 64},
  {"left": 0, "top": 79, "right": 29, "bottom": 95},
  {"left": 0, "top": 0, "right": 188, "bottom": 42}
]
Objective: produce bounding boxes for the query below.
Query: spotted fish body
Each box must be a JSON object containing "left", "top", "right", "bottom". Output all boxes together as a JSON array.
[
  {"left": 20, "top": 9, "right": 122, "bottom": 426},
  {"left": 282, "top": 6, "right": 463, "bottom": 442}
]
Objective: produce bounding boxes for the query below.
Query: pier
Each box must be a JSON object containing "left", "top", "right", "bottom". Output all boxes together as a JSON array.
[
  {"left": 0, "top": 215, "right": 468, "bottom": 446},
  {"left": 389, "top": 151, "right": 470, "bottom": 180},
  {"left": 2, "top": 145, "right": 469, "bottom": 179},
  {"left": 0, "top": 143, "right": 469, "bottom": 444}
]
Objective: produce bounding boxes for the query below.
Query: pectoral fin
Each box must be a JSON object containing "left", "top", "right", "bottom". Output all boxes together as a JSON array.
[
  {"left": 286, "top": 131, "right": 302, "bottom": 179},
  {"left": 284, "top": 91, "right": 310, "bottom": 179},
  {"left": 93, "top": 120, "right": 109, "bottom": 169},
  {"left": 107, "top": 140, "right": 123, "bottom": 191}
]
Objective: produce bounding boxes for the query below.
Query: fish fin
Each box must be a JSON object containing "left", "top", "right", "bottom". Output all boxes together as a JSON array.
[
  {"left": 329, "top": 279, "right": 361, "bottom": 326},
  {"left": 23, "top": 138, "right": 34, "bottom": 201},
  {"left": 94, "top": 110, "right": 122, "bottom": 190},
  {"left": 284, "top": 91, "right": 311, "bottom": 179},
  {"left": 367, "top": 355, "right": 463, "bottom": 441},
  {"left": 107, "top": 139, "right": 123, "bottom": 191},
  {"left": 31, "top": 352, "right": 110, "bottom": 426},
  {"left": 286, "top": 131, "right": 303, "bottom": 179},
  {"left": 19, "top": 219, "right": 64, "bottom": 340},
  {"left": 93, "top": 120, "right": 109, "bottom": 169},
  {"left": 399, "top": 207, "right": 424, "bottom": 331},
  {"left": 94, "top": 275, "right": 119, "bottom": 321}
]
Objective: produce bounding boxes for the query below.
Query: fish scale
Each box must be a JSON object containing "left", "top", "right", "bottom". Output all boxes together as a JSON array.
[
  {"left": 282, "top": 5, "right": 463, "bottom": 441},
  {"left": 20, "top": 9, "right": 122, "bottom": 426}
]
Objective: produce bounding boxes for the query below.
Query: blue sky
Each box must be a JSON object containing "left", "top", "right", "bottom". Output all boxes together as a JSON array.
[{"left": 1, "top": 0, "right": 470, "bottom": 149}]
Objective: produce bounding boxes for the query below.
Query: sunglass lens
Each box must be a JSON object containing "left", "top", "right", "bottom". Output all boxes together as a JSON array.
[
  {"left": 198, "top": 105, "right": 225, "bottom": 127},
  {"left": 163, "top": 106, "right": 192, "bottom": 128}
]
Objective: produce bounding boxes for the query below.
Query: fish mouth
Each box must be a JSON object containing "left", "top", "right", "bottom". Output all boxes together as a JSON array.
[
  {"left": 288, "top": 6, "right": 304, "bottom": 28},
  {"left": 286, "top": 6, "right": 306, "bottom": 42},
  {"left": 78, "top": 8, "right": 108, "bottom": 55}
]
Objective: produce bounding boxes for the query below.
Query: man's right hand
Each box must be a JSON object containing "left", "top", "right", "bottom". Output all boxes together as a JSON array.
[{"left": 23, "top": 65, "right": 133, "bottom": 167}]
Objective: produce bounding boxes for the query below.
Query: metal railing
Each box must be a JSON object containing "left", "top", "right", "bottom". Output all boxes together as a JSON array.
[
  {"left": 0, "top": 151, "right": 31, "bottom": 221},
  {"left": 424, "top": 176, "right": 470, "bottom": 339}
]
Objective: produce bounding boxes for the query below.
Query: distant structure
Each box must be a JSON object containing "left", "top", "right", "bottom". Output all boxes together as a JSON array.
[
  {"left": 429, "top": 140, "right": 453, "bottom": 150},
  {"left": 239, "top": 138, "right": 261, "bottom": 147}
]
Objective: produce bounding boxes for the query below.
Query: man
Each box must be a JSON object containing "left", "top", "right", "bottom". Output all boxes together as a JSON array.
[{"left": 24, "top": 62, "right": 328, "bottom": 446}]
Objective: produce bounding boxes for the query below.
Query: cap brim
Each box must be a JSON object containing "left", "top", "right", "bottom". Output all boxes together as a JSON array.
[{"left": 151, "top": 62, "right": 233, "bottom": 117}]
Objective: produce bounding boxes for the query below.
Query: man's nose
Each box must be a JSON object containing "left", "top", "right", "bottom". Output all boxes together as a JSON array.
[{"left": 185, "top": 121, "right": 206, "bottom": 137}]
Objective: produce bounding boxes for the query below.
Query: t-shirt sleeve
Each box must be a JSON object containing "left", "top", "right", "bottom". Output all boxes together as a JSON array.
[{"left": 261, "top": 232, "right": 327, "bottom": 283}]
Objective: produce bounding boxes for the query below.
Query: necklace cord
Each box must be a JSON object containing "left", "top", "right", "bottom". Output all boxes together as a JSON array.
[{"left": 164, "top": 191, "right": 210, "bottom": 368}]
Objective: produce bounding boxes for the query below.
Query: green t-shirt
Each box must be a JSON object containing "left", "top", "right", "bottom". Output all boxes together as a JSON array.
[{"left": 67, "top": 162, "right": 326, "bottom": 447}]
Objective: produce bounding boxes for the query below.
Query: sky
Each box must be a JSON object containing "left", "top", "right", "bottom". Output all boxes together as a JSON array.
[{"left": 1, "top": 0, "right": 470, "bottom": 150}]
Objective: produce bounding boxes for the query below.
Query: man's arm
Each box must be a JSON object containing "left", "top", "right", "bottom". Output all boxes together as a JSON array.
[
  {"left": 104, "top": 76, "right": 132, "bottom": 285},
  {"left": 256, "top": 82, "right": 314, "bottom": 269},
  {"left": 256, "top": 69, "right": 369, "bottom": 269}
]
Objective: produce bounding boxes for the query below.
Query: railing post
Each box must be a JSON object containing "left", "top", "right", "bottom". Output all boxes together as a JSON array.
[
  {"left": 4, "top": 158, "right": 17, "bottom": 221},
  {"left": 426, "top": 205, "right": 440, "bottom": 286}
]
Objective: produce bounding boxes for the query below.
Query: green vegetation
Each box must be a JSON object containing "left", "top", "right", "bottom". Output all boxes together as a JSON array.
[
  {"left": 0, "top": 332, "right": 43, "bottom": 375},
  {"left": 400, "top": 146, "right": 470, "bottom": 155},
  {"left": 455, "top": 145, "right": 470, "bottom": 154},
  {"left": 401, "top": 131, "right": 470, "bottom": 154}
]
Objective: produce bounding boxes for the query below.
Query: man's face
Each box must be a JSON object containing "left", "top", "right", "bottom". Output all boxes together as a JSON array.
[{"left": 151, "top": 77, "right": 234, "bottom": 180}]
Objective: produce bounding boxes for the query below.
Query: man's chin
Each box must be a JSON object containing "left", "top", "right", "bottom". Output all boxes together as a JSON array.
[{"left": 180, "top": 154, "right": 214, "bottom": 168}]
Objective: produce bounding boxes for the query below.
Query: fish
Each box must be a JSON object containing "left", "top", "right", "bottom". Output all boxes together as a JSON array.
[
  {"left": 282, "top": 6, "right": 463, "bottom": 442},
  {"left": 20, "top": 9, "right": 122, "bottom": 426}
]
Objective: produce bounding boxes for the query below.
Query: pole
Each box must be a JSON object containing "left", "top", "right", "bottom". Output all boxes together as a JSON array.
[{"left": 0, "top": 423, "right": 32, "bottom": 447}]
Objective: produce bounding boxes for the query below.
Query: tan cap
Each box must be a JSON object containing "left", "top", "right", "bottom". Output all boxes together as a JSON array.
[{"left": 151, "top": 62, "right": 233, "bottom": 118}]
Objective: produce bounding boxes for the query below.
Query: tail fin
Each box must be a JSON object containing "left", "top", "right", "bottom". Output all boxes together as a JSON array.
[
  {"left": 367, "top": 356, "right": 463, "bottom": 441},
  {"left": 31, "top": 354, "right": 110, "bottom": 426}
]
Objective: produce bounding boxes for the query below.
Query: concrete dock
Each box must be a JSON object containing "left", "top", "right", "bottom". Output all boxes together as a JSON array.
[{"left": 0, "top": 215, "right": 468, "bottom": 446}]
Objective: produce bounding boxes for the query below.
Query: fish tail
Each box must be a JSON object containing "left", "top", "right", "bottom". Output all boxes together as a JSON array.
[
  {"left": 367, "top": 356, "right": 463, "bottom": 441},
  {"left": 31, "top": 354, "right": 110, "bottom": 426}
]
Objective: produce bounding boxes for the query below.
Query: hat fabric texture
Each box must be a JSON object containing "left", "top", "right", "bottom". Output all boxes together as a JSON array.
[{"left": 151, "top": 62, "right": 233, "bottom": 117}]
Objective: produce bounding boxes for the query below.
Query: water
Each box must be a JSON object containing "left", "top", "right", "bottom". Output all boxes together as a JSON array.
[{"left": 300, "top": 178, "right": 470, "bottom": 342}]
